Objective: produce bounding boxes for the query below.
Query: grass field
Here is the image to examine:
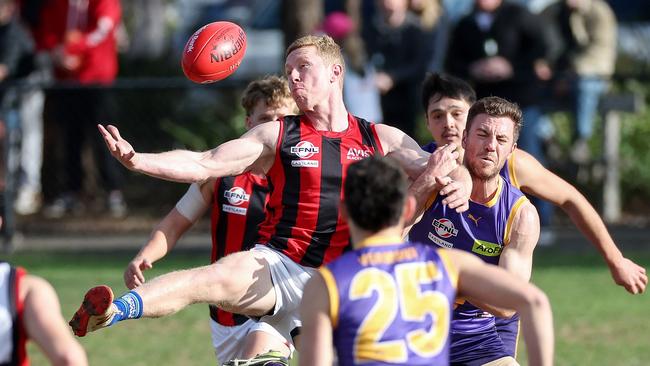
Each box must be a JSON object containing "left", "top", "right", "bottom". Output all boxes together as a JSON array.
[{"left": 3, "top": 246, "right": 649, "bottom": 365}]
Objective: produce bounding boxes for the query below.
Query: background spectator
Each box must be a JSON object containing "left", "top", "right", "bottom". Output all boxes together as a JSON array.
[
  {"left": 409, "top": 0, "right": 448, "bottom": 73},
  {"left": 541, "top": 0, "right": 617, "bottom": 164},
  {"left": 363, "top": 0, "right": 430, "bottom": 137},
  {"left": 34, "top": 0, "right": 127, "bottom": 218},
  {"left": 14, "top": 0, "right": 50, "bottom": 216},
  {"left": 321, "top": 11, "right": 382, "bottom": 123},
  {"left": 0, "top": 0, "right": 46, "bottom": 217}
]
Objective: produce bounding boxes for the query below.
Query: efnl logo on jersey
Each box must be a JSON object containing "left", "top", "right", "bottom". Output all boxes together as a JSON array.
[
  {"left": 428, "top": 218, "right": 458, "bottom": 248},
  {"left": 472, "top": 239, "right": 503, "bottom": 257},
  {"left": 222, "top": 187, "right": 250, "bottom": 215},
  {"left": 290, "top": 141, "right": 319, "bottom": 168}
]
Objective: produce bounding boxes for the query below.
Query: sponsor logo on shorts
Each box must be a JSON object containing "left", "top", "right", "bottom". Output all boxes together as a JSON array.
[
  {"left": 428, "top": 231, "right": 454, "bottom": 248},
  {"left": 222, "top": 204, "right": 247, "bottom": 215},
  {"left": 224, "top": 187, "right": 250, "bottom": 206},
  {"left": 290, "top": 141, "right": 319, "bottom": 159},
  {"left": 471, "top": 240, "right": 502, "bottom": 257},
  {"left": 291, "top": 160, "right": 319, "bottom": 168},
  {"left": 346, "top": 147, "right": 372, "bottom": 161},
  {"left": 432, "top": 218, "right": 459, "bottom": 238}
]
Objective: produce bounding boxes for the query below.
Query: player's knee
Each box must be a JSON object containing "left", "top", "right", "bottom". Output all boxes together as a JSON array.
[
  {"left": 528, "top": 287, "right": 551, "bottom": 312},
  {"left": 209, "top": 252, "right": 262, "bottom": 304}
]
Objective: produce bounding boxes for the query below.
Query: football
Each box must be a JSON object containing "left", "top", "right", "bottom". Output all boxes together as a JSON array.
[{"left": 181, "top": 21, "right": 247, "bottom": 83}]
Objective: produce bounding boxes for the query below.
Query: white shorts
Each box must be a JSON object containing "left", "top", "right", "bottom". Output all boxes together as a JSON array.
[
  {"left": 210, "top": 318, "right": 290, "bottom": 363},
  {"left": 251, "top": 244, "right": 316, "bottom": 341}
]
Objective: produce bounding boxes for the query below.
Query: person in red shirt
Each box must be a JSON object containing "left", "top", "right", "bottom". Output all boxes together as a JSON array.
[{"left": 35, "top": 0, "right": 126, "bottom": 218}]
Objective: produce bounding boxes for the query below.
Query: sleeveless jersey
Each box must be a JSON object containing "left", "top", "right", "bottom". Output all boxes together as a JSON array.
[
  {"left": 423, "top": 141, "right": 523, "bottom": 358},
  {"left": 209, "top": 173, "right": 270, "bottom": 326},
  {"left": 258, "top": 114, "right": 383, "bottom": 268},
  {"left": 0, "top": 262, "right": 27, "bottom": 366},
  {"left": 321, "top": 242, "right": 458, "bottom": 366},
  {"left": 408, "top": 176, "right": 528, "bottom": 364}
]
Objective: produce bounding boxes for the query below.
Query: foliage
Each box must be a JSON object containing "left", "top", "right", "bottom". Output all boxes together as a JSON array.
[{"left": 546, "top": 79, "right": 650, "bottom": 215}]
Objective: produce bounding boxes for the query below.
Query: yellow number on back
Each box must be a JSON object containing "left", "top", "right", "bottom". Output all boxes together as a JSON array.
[
  {"left": 396, "top": 262, "right": 450, "bottom": 357},
  {"left": 348, "top": 263, "right": 450, "bottom": 363},
  {"left": 350, "top": 268, "right": 406, "bottom": 363}
]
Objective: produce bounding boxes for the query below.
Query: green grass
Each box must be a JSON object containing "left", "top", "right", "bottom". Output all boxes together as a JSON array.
[{"left": 3, "top": 247, "right": 649, "bottom": 365}]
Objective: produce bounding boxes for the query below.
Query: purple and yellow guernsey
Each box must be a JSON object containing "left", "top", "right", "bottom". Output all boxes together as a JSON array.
[
  {"left": 320, "top": 238, "right": 458, "bottom": 365},
  {"left": 408, "top": 174, "right": 528, "bottom": 365},
  {"left": 422, "top": 142, "right": 524, "bottom": 359}
]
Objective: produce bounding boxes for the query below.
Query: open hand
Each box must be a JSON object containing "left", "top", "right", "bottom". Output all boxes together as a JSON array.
[{"left": 98, "top": 124, "right": 138, "bottom": 170}]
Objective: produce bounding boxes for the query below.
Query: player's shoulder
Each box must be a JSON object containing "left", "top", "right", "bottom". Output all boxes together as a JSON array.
[
  {"left": 372, "top": 124, "right": 412, "bottom": 152},
  {"left": 512, "top": 198, "right": 539, "bottom": 228}
]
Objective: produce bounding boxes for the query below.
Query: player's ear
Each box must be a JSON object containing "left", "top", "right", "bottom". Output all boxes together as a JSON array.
[
  {"left": 245, "top": 116, "right": 252, "bottom": 130},
  {"left": 331, "top": 64, "right": 343, "bottom": 83},
  {"left": 403, "top": 195, "right": 416, "bottom": 223}
]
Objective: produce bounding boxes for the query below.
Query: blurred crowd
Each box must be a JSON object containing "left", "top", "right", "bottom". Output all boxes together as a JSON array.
[
  {"left": 308, "top": 0, "right": 619, "bottom": 231},
  {"left": 0, "top": 0, "right": 125, "bottom": 220},
  {"left": 0, "top": 0, "right": 637, "bottom": 226}
]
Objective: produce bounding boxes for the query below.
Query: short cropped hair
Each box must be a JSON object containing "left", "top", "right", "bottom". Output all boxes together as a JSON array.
[
  {"left": 466, "top": 96, "right": 523, "bottom": 142},
  {"left": 286, "top": 34, "right": 345, "bottom": 72},
  {"left": 344, "top": 156, "right": 408, "bottom": 232},
  {"left": 421, "top": 73, "right": 477, "bottom": 112},
  {"left": 241, "top": 75, "right": 296, "bottom": 116}
]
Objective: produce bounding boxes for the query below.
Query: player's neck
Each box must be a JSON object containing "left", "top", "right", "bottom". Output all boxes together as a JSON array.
[
  {"left": 351, "top": 226, "right": 404, "bottom": 249},
  {"left": 303, "top": 96, "right": 348, "bottom": 132},
  {"left": 470, "top": 176, "right": 501, "bottom": 205}
]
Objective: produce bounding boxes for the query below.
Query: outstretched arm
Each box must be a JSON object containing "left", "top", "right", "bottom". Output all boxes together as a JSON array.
[
  {"left": 299, "top": 273, "right": 334, "bottom": 366},
  {"left": 449, "top": 249, "right": 554, "bottom": 366},
  {"left": 124, "top": 181, "right": 213, "bottom": 289},
  {"left": 514, "top": 148, "right": 647, "bottom": 294},
  {"left": 98, "top": 122, "right": 280, "bottom": 183},
  {"left": 22, "top": 275, "right": 88, "bottom": 366}
]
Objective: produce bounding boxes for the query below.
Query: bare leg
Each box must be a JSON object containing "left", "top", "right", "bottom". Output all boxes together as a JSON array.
[
  {"left": 70, "top": 250, "right": 276, "bottom": 336},
  {"left": 136, "top": 251, "right": 276, "bottom": 317}
]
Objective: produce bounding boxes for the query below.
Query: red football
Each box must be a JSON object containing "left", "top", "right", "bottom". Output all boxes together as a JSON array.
[{"left": 181, "top": 21, "right": 247, "bottom": 83}]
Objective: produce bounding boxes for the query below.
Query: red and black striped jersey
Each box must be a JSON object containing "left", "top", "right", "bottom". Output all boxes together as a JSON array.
[
  {"left": 209, "top": 173, "right": 270, "bottom": 326},
  {"left": 0, "top": 262, "right": 28, "bottom": 366},
  {"left": 258, "top": 114, "right": 384, "bottom": 268}
]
